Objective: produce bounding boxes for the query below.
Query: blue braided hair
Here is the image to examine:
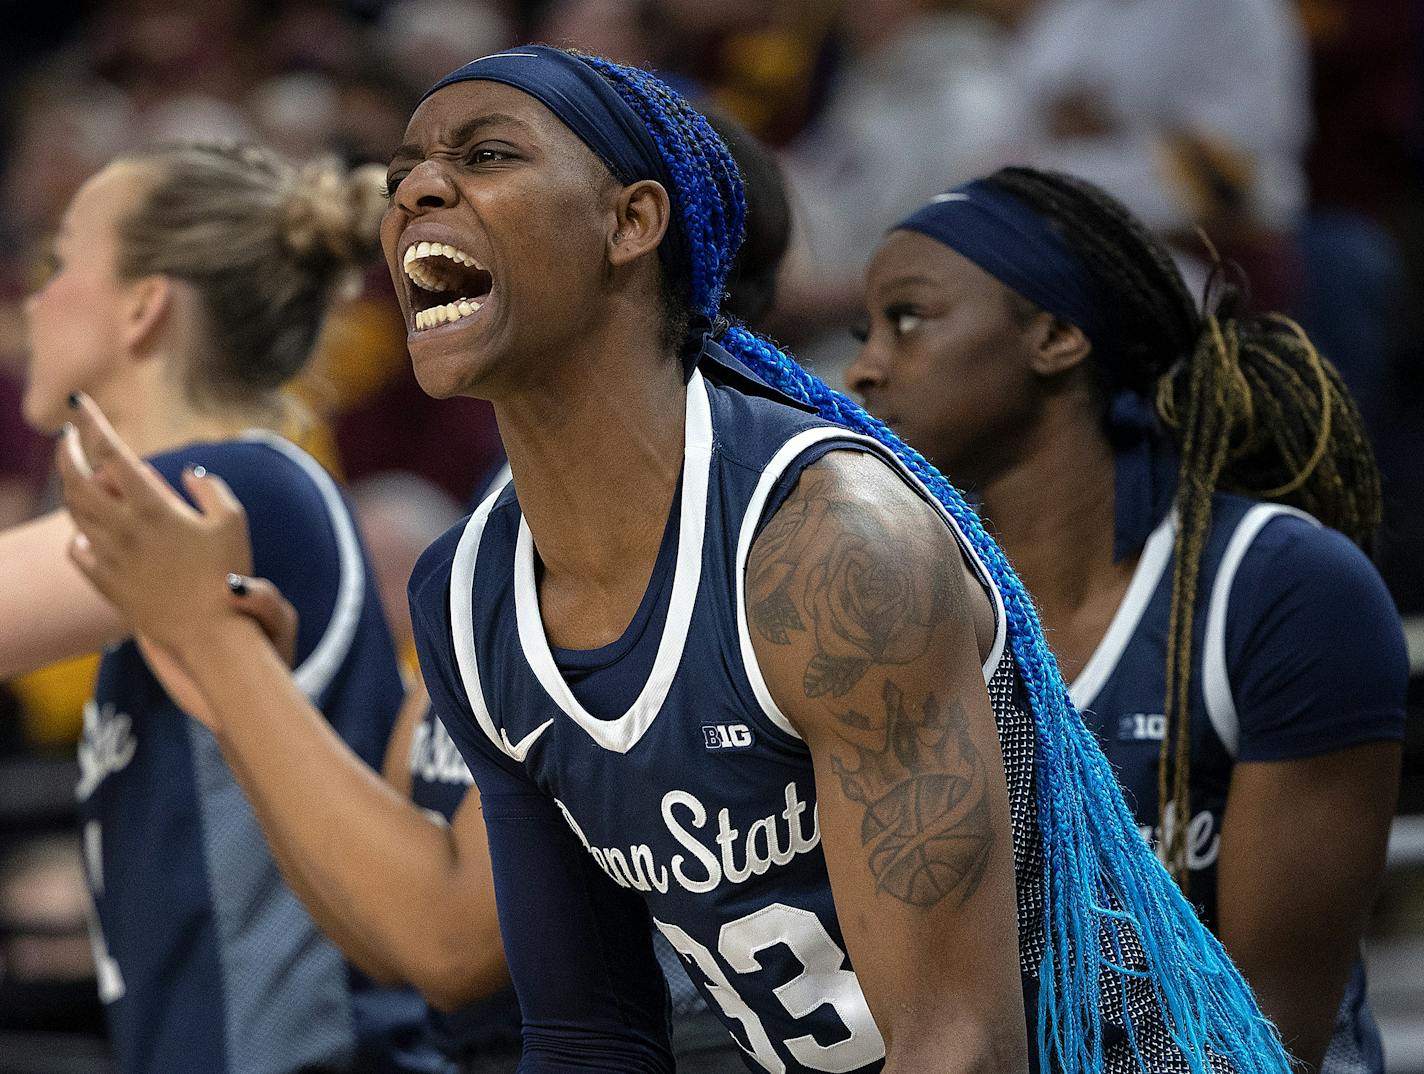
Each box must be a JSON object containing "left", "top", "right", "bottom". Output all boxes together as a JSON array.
[{"left": 577, "top": 51, "right": 1289, "bottom": 1074}]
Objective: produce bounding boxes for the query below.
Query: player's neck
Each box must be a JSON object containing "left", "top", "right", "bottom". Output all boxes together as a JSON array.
[
  {"left": 977, "top": 407, "right": 1135, "bottom": 676},
  {"left": 95, "top": 355, "right": 269, "bottom": 459},
  {"left": 493, "top": 324, "right": 687, "bottom": 645}
]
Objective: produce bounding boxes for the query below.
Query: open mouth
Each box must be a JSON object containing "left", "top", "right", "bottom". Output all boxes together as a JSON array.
[{"left": 402, "top": 242, "right": 493, "bottom": 332}]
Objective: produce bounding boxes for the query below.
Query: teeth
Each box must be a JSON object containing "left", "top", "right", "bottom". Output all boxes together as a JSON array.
[
  {"left": 413, "top": 298, "right": 484, "bottom": 332},
  {"left": 402, "top": 241, "right": 485, "bottom": 298},
  {"left": 406, "top": 263, "right": 447, "bottom": 292},
  {"left": 402, "top": 240, "right": 488, "bottom": 327},
  {"left": 403, "top": 241, "right": 481, "bottom": 274}
]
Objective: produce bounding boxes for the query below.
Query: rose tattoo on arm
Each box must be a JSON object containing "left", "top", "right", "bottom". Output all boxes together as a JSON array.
[
  {"left": 749, "top": 470, "right": 951, "bottom": 695},
  {"left": 747, "top": 460, "right": 995, "bottom": 909}
]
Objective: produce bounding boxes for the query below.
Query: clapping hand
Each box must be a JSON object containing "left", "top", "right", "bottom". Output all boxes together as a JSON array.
[{"left": 57, "top": 394, "right": 299, "bottom": 729}]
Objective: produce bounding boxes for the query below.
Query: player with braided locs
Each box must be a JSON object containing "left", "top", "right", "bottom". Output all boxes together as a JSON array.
[
  {"left": 848, "top": 166, "right": 1402, "bottom": 1072},
  {"left": 574, "top": 57, "right": 1288, "bottom": 1073},
  {"left": 58, "top": 48, "right": 1288, "bottom": 1074}
]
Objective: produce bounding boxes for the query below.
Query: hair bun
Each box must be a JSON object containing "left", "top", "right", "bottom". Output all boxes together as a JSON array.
[{"left": 280, "top": 159, "right": 386, "bottom": 268}]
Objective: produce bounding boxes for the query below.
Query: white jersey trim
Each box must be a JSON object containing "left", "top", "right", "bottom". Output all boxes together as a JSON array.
[
  {"left": 1202, "top": 502, "right": 1319, "bottom": 759},
  {"left": 240, "top": 432, "right": 364, "bottom": 702},
  {"left": 449, "top": 473, "right": 540, "bottom": 761},
  {"left": 1069, "top": 512, "right": 1176, "bottom": 712},
  {"left": 735, "top": 429, "right": 1008, "bottom": 741},
  {"left": 511, "top": 370, "right": 714, "bottom": 755}
]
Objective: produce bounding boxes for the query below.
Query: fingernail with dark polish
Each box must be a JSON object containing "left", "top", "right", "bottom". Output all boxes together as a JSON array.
[
  {"left": 226, "top": 573, "right": 248, "bottom": 596},
  {"left": 67, "top": 392, "right": 80, "bottom": 409}
]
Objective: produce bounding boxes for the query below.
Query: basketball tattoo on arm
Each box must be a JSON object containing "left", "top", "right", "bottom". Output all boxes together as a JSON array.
[{"left": 748, "top": 464, "right": 994, "bottom": 909}]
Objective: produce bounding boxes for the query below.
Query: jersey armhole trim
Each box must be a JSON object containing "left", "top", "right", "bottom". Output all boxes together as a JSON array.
[
  {"left": 1202, "top": 502, "right": 1320, "bottom": 759},
  {"left": 735, "top": 430, "right": 1007, "bottom": 741},
  {"left": 240, "top": 432, "right": 365, "bottom": 702}
]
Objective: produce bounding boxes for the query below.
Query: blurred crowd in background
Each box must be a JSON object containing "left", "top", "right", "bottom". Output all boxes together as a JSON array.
[{"left": 0, "top": 0, "right": 1420, "bottom": 1068}]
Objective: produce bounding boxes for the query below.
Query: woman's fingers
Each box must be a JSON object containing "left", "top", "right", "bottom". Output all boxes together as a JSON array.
[
  {"left": 69, "top": 392, "right": 188, "bottom": 512},
  {"left": 66, "top": 530, "right": 122, "bottom": 607},
  {"left": 225, "top": 575, "right": 300, "bottom": 669},
  {"left": 57, "top": 427, "right": 142, "bottom": 576},
  {"left": 67, "top": 530, "right": 99, "bottom": 574},
  {"left": 182, "top": 467, "right": 246, "bottom": 525},
  {"left": 57, "top": 425, "right": 127, "bottom": 543},
  {"left": 52, "top": 396, "right": 259, "bottom": 654},
  {"left": 59, "top": 418, "right": 94, "bottom": 479},
  {"left": 68, "top": 392, "right": 131, "bottom": 484}
]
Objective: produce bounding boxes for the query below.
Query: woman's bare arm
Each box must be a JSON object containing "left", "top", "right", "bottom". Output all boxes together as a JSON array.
[
  {"left": 0, "top": 509, "right": 127, "bottom": 679},
  {"left": 1217, "top": 743, "right": 1400, "bottom": 1070},
  {"left": 383, "top": 682, "right": 427, "bottom": 798}
]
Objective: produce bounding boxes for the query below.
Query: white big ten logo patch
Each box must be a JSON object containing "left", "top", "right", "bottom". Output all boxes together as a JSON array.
[
  {"left": 1117, "top": 712, "right": 1166, "bottom": 742},
  {"left": 702, "top": 723, "right": 754, "bottom": 750}
]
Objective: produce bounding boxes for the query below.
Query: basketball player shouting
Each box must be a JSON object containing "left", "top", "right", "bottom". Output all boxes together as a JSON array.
[{"left": 58, "top": 47, "right": 1290, "bottom": 1074}]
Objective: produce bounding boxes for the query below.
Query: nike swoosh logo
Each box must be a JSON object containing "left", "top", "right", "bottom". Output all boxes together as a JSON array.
[{"left": 500, "top": 719, "right": 553, "bottom": 761}]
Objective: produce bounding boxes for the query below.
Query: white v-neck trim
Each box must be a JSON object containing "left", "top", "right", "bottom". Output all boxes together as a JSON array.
[
  {"left": 1068, "top": 512, "right": 1176, "bottom": 712},
  {"left": 450, "top": 474, "right": 548, "bottom": 762},
  {"left": 512, "top": 371, "right": 713, "bottom": 755}
]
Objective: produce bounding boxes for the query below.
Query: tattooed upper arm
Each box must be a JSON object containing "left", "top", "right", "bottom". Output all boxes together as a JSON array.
[
  {"left": 748, "top": 451, "right": 1026, "bottom": 1066},
  {"left": 746, "top": 451, "right": 1001, "bottom": 911},
  {"left": 748, "top": 457, "right": 958, "bottom": 698}
]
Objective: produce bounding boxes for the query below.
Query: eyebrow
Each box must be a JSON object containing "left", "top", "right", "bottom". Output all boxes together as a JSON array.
[
  {"left": 390, "top": 112, "right": 534, "bottom": 164},
  {"left": 876, "top": 272, "right": 941, "bottom": 292}
]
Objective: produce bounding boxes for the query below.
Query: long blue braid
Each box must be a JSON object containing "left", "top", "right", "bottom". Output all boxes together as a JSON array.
[{"left": 579, "top": 51, "right": 1289, "bottom": 1074}]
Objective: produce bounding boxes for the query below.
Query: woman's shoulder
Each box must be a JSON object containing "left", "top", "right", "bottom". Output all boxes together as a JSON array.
[
  {"left": 1210, "top": 491, "right": 1382, "bottom": 597},
  {"left": 408, "top": 513, "right": 476, "bottom": 623},
  {"left": 1215, "top": 493, "right": 1403, "bottom": 682},
  {"left": 145, "top": 435, "right": 357, "bottom": 594},
  {"left": 148, "top": 433, "right": 345, "bottom": 530},
  {"left": 1212, "top": 494, "right": 1407, "bottom": 759}
]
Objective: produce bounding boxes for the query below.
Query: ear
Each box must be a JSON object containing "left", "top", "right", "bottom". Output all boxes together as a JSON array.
[
  {"left": 120, "top": 275, "right": 173, "bottom": 356},
  {"left": 607, "top": 180, "right": 672, "bottom": 269},
  {"left": 1025, "top": 314, "right": 1092, "bottom": 378}
]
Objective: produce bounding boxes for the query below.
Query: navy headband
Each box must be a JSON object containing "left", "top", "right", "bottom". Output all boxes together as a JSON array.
[
  {"left": 894, "top": 179, "right": 1108, "bottom": 349},
  {"left": 420, "top": 46, "right": 686, "bottom": 268}
]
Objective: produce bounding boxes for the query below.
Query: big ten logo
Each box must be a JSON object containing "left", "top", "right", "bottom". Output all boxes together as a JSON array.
[
  {"left": 1117, "top": 712, "right": 1166, "bottom": 742},
  {"left": 702, "top": 723, "right": 754, "bottom": 751}
]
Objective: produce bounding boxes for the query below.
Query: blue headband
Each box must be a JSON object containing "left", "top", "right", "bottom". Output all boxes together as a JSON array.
[
  {"left": 894, "top": 179, "right": 1108, "bottom": 349},
  {"left": 419, "top": 46, "right": 686, "bottom": 269}
]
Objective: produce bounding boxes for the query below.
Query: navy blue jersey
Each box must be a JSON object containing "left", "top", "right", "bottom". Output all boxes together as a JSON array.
[
  {"left": 1070, "top": 494, "right": 1408, "bottom": 1074},
  {"left": 410, "top": 369, "right": 1212, "bottom": 1074},
  {"left": 77, "top": 433, "right": 447, "bottom": 1074},
  {"left": 407, "top": 460, "right": 706, "bottom": 1065}
]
